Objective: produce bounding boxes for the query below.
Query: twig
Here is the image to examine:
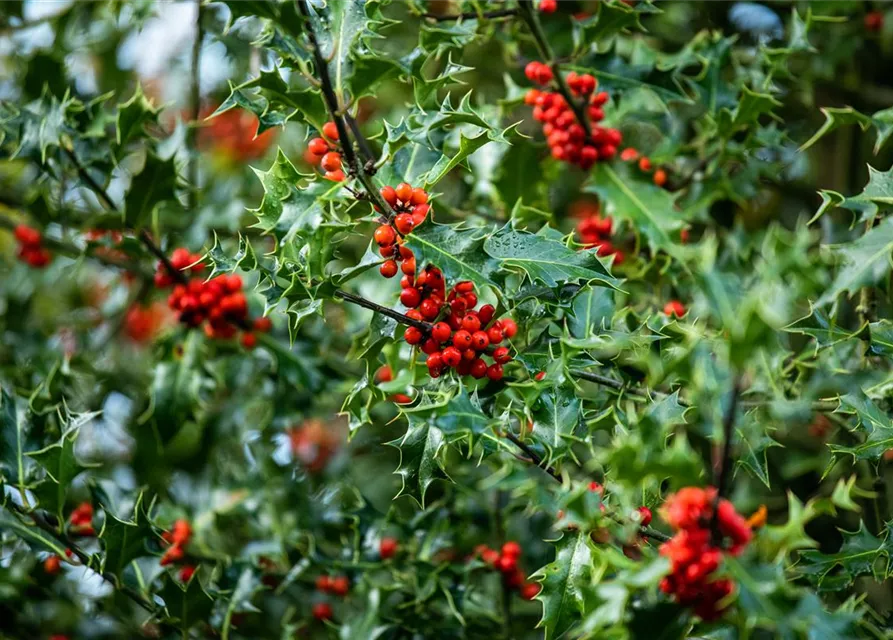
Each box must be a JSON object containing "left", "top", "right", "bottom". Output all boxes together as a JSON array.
[
  {"left": 420, "top": 8, "right": 519, "bottom": 21},
  {"left": 503, "top": 431, "right": 562, "bottom": 483},
  {"left": 187, "top": 0, "right": 203, "bottom": 213},
  {"left": 710, "top": 376, "right": 741, "bottom": 545},
  {"left": 295, "top": 0, "right": 395, "bottom": 218},
  {"left": 334, "top": 289, "right": 432, "bottom": 332},
  {"left": 516, "top": 1, "right": 591, "bottom": 139},
  {"left": 344, "top": 112, "right": 377, "bottom": 174},
  {"left": 62, "top": 146, "right": 186, "bottom": 285}
]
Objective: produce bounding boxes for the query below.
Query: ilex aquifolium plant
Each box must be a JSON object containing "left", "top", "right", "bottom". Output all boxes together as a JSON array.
[{"left": 1, "top": 1, "right": 893, "bottom": 638}]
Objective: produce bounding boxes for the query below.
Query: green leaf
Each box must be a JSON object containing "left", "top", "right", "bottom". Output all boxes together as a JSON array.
[
  {"left": 404, "top": 222, "right": 498, "bottom": 294},
  {"left": 387, "top": 414, "right": 450, "bottom": 508},
  {"left": 0, "top": 385, "right": 25, "bottom": 486},
  {"left": 0, "top": 509, "right": 69, "bottom": 557},
  {"left": 532, "top": 532, "right": 594, "bottom": 640},
  {"left": 785, "top": 307, "right": 864, "bottom": 350},
  {"left": 26, "top": 428, "right": 95, "bottom": 519},
  {"left": 124, "top": 153, "right": 179, "bottom": 227},
  {"left": 568, "top": 285, "right": 615, "bottom": 338},
  {"left": 818, "top": 215, "right": 893, "bottom": 306},
  {"left": 585, "top": 164, "right": 686, "bottom": 264},
  {"left": 484, "top": 226, "right": 616, "bottom": 290},
  {"left": 530, "top": 385, "right": 582, "bottom": 464},
  {"left": 732, "top": 86, "right": 782, "bottom": 128},
  {"left": 115, "top": 83, "right": 161, "bottom": 150},
  {"left": 797, "top": 523, "right": 893, "bottom": 592},
  {"left": 872, "top": 106, "right": 893, "bottom": 154},
  {"left": 160, "top": 575, "right": 215, "bottom": 631},
  {"left": 421, "top": 129, "right": 492, "bottom": 189},
  {"left": 869, "top": 320, "right": 893, "bottom": 358},
  {"left": 812, "top": 165, "right": 893, "bottom": 226},
  {"left": 830, "top": 392, "right": 893, "bottom": 462},
  {"left": 800, "top": 107, "right": 872, "bottom": 153},
  {"left": 99, "top": 492, "right": 154, "bottom": 578}
]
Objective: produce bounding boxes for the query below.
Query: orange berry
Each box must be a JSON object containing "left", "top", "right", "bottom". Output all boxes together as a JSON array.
[
  {"left": 395, "top": 182, "right": 413, "bottom": 203},
  {"left": 322, "top": 121, "right": 339, "bottom": 140}
]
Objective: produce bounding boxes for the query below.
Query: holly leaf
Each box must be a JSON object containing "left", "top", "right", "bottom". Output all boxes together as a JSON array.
[
  {"left": 99, "top": 493, "right": 153, "bottom": 578},
  {"left": 531, "top": 532, "right": 594, "bottom": 640},
  {"left": 869, "top": 320, "right": 893, "bottom": 358},
  {"left": 404, "top": 222, "right": 498, "bottom": 294},
  {"left": 124, "top": 153, "right": 179, "bottom": 227},
  {"left": 800, "top": 107, "right": 872, "bottom": 152},
  {"left": 484, "top": 226, "right": 617, "bottom": 290},
  {"left": 530, "top": 385, "right": 582, "bottom": 464},
  {"left": 585, "top": 165, "right": 686, "bottom": 264},
  {"left": 797, "top": 523, "right": 893, "bottom": 592},
  {"left": 115, "top": 83, "right": 160, "bottom": 151},
  {"left": 829, "top": 392, "right": 893, "bottom": 462},
  {"left": 818, "top": 216, "right": 893, "bottom": 306},
  {"left": 812, "top": 165, "right": 893, "bottom": 226},
  {"left": 387, "top": 414, "right": 450, "bottom": 508},
  {"left": 0, "top": 385, "right": 26, "bottom": 486},
  {"left": 26, "top": 428, "right": 96, "bottom": 519},
  {"left": 568, "top": 285, "right": 615, "bottom": 339},
  {"left": 873, "top": 106, "right": 893, "bottom": 154},
  {"left": 160, "top": 575, "right": 215, "bottom": 631},
  {"left": 0, "top": 509, "right": 69, "bottom": 557}
]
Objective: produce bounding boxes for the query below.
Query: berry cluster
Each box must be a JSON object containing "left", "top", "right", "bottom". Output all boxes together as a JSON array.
[
  {"left": 306, "top": 122, "right": 346, "bottom": 182},
  {"left": 14, "top": 224, "right": 52, "bottom": 268},
  {"left": 315, "top": 574, "right": 350, "bottom": 597},
  {"left": 658, "top": 487, "right": 751, "bottom": 621},
  {"left": 154, "top": 248, "right": 270, "bottom": 346},
  {"left": 475, "top": 542, "right": 541, "bottom": 601},
  {"left": 160, "top": 519, "right": 194, "bottom": 582},
  {"left": 575, "top": 203, "right": 624, "bottom": 265},
  {"left": 620, "top": 148, "right": 667, "bottom": 188},
  {"left": 406, "top": 282, "right": 516, "bottom": 381},
  {"left": 198, "top": 105, "right": 276, "bottom": 161},
  {"left": 524, "top": 63, "right": 621, "bottom": 169},
  {"left": 69, "top": 501, "right": 94, "bottom": 536},
  {"left": 373, "top": 182, "right": 431, "bottom": 279}
]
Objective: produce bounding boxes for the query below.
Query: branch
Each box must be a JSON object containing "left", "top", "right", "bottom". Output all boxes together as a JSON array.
[
  {"left": 420, "top": 8, "right": 519, "bottom": 21},
  {"left": 334, "top": 289, "right": 432, "bottom": 332},
  {"left": 62, "top": 146, "right": 186, "bottom": 285},
  {"left": 4, "top": 501, "right": 169, "bottom": 621},
  {"left": 187, "top": 0, "right": 203, "bottom": 213},
  {"left": 710, "top": 376, "right": 741, "bottom": 545},
  {"left": 344, "top": 112, "right": 377, "bottom": 174},
  {"left": 295, "top": 0, "right": 395, "bottom": 218},
  {"left": 504, "top": 431, "right": 563, "bottom": 483},
  {"left": 516, "top": 1, "right": 592, "bottom": 139}
]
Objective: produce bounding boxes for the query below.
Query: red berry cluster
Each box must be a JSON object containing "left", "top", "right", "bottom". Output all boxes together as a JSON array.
[
  {"left": 475, "top": 542, "right": 541, "bottom": 601},
  {"left": 658, "top": 487, "right": 751, "bottom": 621},
  {"left": 69, "top": 502, "right": 94, "bottom": 536},
  {"left": 524, "top": 64, "right": 621, "bottom": 169},
  {"left": 620, "top": 148, "right": 667, "bottom": 187},
  {"left": 315, "top": 574, "right": 350, "bottom": 597},
  {"left": 373, "top": 182, "right": 431, "bottom": 279},
  {"left": 663, "top": 300, "right": 685, "bottom": 318},
  {"left": 154, "top": 248, "right": 270, "bottom": 345},
  {"left": 13, "top": 224, "right": 52, "bottom": 268},
  {"left": 160, "top": 518, "right": 193, "bottom": 577},
  {"left": 306, "top": 122, "right": 345, "bottom": 182},
  {"left": 539, "top": 0, "right": 557, "bottom": 13},
  {"left": 575, "top": 205, "right": 624, "bottom": 265},
  {"left": 405, "top": 282, "right": 517, "bottom": 381}
]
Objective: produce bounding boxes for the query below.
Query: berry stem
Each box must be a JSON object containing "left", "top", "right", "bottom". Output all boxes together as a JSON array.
[
  {"left": 334, "top": 289, "right": 432, "bottom": 332},
  {"left": 709, "top": 375, "right": 741, "bottom": 545},
  {"left": 517, "top": 1, "right": 592, "bottom": 140},
  {"left": 504, "top": 430, "right": 563, "bottom": 483}
]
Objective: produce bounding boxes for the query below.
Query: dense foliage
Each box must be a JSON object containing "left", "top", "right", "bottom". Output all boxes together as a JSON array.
[{"left": 2, "top": 0, "right": 893, "bottom": 638}]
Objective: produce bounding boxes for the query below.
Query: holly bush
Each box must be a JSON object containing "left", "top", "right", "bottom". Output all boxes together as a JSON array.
[{"left": 3, "top": 0, "right": 893, "bottom": 638}]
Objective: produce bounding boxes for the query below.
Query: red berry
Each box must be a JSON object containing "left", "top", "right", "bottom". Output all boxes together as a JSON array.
[
  {"left": 380, "top": 260, "right": 398, "bottom": 278},
  {"left": 179, "top": 565, "right": 196, "bottom": 582},
  {"left": 496, "top": 554, "right": 517, "bottom": 573},
  {"left": 380, "top": 185, "right": 398, "bottom": 206},
  {"left": 401, "top": 257, "right": 416, "bottom": 275},
  {"left": 419, "top": 298, "right": 440, "bottom": 319},
  {"left": 241, "top": 332, "right": 257, "bottom": 349},
  {"left": 442, "top": 346, "right": 462, "bottom": 367},
  {"left": 375, "top": 365, "right": 393, "bottom": 383},
  {"left": 253, "top": 317, "right": 272, "bottom": 333},
  {"left": 478, "top": 304, "right": 495, "bottom": 325},
  {"left": 322, "top": 121, "right": 339, "bottom": 140},
  {"left": 520, "top": 582, "right": 541, "bottom": 600},
  {"left": 453, "top": 330, "right": 472, "bottom": 349},
  {"left": 470, "top": 359, "right": 488, "bottom": 378},
  {"left": 14, "top": 224, "right": 41, "bottom": 247},
  {"left": 492, "top": 347, "right": 511, "bottom": 364},
  {"left": 487, "top": 326, "right": 504, "bottom": 345},
  {"left": 426, "top": 352, "right": 444, "bottom": 370},
  {"left": 410, "top": 188, "right": 428, "bottom": 205},
  {"left": 638, "top": 157, "right": 652, "bottom": 172},
  {"left": 501, "top": 319, "right": 518, "bottom": 338},
  {"left": 320, "top": 151, "right": 342, "bottom": 172},
  {"left": 324, "top": 169, "right": 345, "bottom": 182},
  {"left": 374, "top": 225, "right": 396, "bottom": 246},
  {"left": 44, "top": 555, "right": 62, "bottom": 575},
  {"left": 315, "top": 575, "right": 333, "bottom": 592},
  {"left": 866, "top": 11, "right": 884, "bottom": 32},
  {"left": 663, "top": 300, "right": 685, "bottom": 318},
  {"left": 487, "top": 364, "right": 504, "bottom": 381},
  {"left": 331, "top": 576, "right": 349, "bottom": 597},
  {"left": 400, "top": 287, "right": 422, "bottom": 308},
  {"left": 404, "top": 327, "right": 423, "bottom": 345},
  {"left": 395, "top": 182, "right": 413, "bottom": 203},
  {"left": 432, "top": 322, "right": 451, "bottom": 343},
  {"left": 653, "top": 168, "right": 667, "bottom": 187},
  {"left": 621, "top": 147, "right": 639, "bottom": 162},
  {"left": 312, "top": 602, "right": 334, "bottom": 621},
  {"left": 390, "top": 393, "right": 413, "bottom": 404},
  {"left": 637, "top": 506, "right": 652, "bottom": 527},
  {"left": 380, "top": 537, "right": 399, "bottom": 559},
  {"left": 461, "top": 314, "right": 481, "bottom": 333},
  {"left": 394, "top": 213, "right": 415, "bottom": 235},
  {"left": 308, "top": 137, "right": 329, "bottom": 156},
  {"left": 502, "top": 541, "right": 521, "bottom": 558},
  {"left": 539, "top": 0, "right": 557, "bottom": 13},
  {"left": 471, "top": 331, "right": 490, "bottom": 351},
  {"left": 422, "top": 338, "right": 441, "bottom": 355}
]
